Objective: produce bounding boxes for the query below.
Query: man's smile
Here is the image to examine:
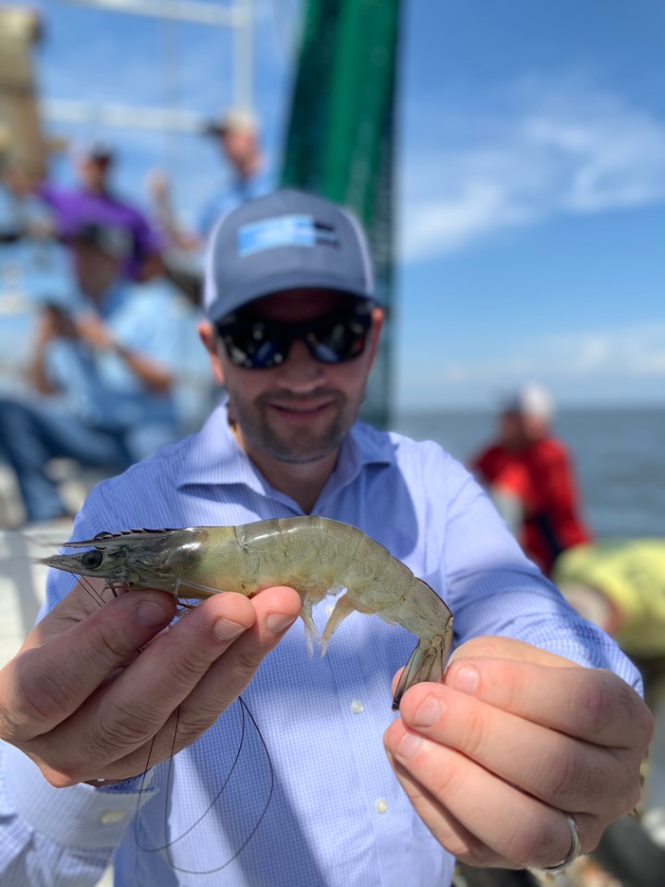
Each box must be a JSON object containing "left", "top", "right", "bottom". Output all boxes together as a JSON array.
[{"left": 268, "top": 399, "right": 336, "bottom": 420}]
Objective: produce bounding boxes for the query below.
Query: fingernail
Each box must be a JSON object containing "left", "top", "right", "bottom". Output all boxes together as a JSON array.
[
  {"left": 266, "top": 613, "right": 297, "bottom": 635},
  {"left": 412, "top": 695, "right": 441, "bottom": 727},
  {"left": 213, "top": 619, "right": 246, "bottom": 641},
  {"left": 397, "top": 731, "right": 423, "bottom": 760},
  {"left": 137, "top": 600, "right": 171, "bottom": 628},
  {"left": 452, "top": 665, "right": 479, "bottom": 694}
]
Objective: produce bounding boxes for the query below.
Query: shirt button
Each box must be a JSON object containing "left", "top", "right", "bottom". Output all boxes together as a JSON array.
[
  {"left": 350, "top": 700, "right": 364, "bottom": 714},
  {"left": 375, "top": 799, "right": 389, "bottom": 815},
  {"left": 100, "top": 810, "right": 128, "bottom": 825}
]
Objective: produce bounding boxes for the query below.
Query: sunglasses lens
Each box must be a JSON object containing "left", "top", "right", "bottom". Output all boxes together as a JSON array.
[
  {"left": 307, "top": 313, "right": 371, "bottom": 364},
  {"left": 217, "top": 320, "right": 287, "bottom": 369},
  {"left": 217, "top": 308, "right": 372, "bottom": 370}
]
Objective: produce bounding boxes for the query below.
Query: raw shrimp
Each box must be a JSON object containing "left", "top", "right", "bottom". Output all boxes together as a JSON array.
[{"left": 40, "top": 516, "right": 454, "bottom": 708}]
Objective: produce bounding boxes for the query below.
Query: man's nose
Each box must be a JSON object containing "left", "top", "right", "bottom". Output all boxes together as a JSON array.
[{"left": 277, "top": 338, "right": 325, "bottom": 390}]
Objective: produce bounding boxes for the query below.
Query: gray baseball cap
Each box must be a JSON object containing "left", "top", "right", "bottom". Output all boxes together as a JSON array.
[{"left": 203, "top": 189, "right": 375, "bottom": 323}]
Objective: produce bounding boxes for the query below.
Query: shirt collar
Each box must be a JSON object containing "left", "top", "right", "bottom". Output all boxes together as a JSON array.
[{"left": 176, "top": 398, "right": 394, "bottom": 506}]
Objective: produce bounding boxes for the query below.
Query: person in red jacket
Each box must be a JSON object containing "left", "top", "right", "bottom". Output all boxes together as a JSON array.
[{"left": 471, "top": 383, "right": 593, "bottom": 576}]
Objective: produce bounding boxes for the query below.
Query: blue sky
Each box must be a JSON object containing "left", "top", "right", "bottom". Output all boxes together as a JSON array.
[{"left": 7, "top": 0, "right": 665, "bottom": 410}]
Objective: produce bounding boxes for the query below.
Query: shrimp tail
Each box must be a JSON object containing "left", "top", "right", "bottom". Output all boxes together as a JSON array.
[
  {"left": 392, "top": 623, "right": 453, "bottom": 710},
  {"left": 301, "top": 600, "right": 319, "bottom": 657}
]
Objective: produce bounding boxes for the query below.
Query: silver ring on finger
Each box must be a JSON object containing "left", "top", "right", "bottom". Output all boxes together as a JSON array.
[{"left": 542, "top": 813, "right": 582, "bottom": 874}]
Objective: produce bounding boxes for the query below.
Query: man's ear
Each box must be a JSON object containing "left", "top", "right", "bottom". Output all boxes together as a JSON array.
[
  {"left": 198, "top": 321, "right": 225, "bottom": 386},
  {"left": 367, "top": 307, "right": 385, "bottom": 372}
]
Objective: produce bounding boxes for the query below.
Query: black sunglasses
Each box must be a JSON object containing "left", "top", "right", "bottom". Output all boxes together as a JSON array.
[{"left": 215, "top": 305, "right": 374, "bottom": 370}]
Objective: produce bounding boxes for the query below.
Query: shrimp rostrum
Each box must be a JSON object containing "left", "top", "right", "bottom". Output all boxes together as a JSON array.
[{"left": 40, "top": 516, "right": 453, "bottom": 709}]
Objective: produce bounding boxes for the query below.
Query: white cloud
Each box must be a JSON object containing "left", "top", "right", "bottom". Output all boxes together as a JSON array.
[
  {"left": 532, "top": 323, "right": 665, "bottom": 379},
  {"left": 400, "top": 81, "right": 665, "bottom": 263},
  {"left": 399, "top": 181, "right": 530, "bottom": 261},
  {"left": 397, "top": 322, "right": 665, "bottom": 408}
]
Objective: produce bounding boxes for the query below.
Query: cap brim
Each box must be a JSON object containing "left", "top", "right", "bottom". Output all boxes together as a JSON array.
[
  {"left": 207, "top": 271, "right": 372, "bottom": 323},
  {"left": 203, "top": 122, "right": 226, "bottom": 136}
]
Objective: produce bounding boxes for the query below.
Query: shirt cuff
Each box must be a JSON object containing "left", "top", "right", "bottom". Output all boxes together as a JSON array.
[{"left": 3, "top": 743, "right": 157, "bottom": 851}]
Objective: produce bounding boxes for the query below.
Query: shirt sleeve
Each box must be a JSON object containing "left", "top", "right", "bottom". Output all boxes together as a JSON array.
[
  {"left": 438, "top": 455, "right": 642, "bottom": 693},
  {"left": 113, "top": 287, "right": 188, "bottom": 374},
  {"left": 0, "top": 742, "right": 157, "bottom": 887}
]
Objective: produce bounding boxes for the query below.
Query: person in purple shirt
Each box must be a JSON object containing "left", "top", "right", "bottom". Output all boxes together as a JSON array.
[
  {"left": 2, "top": 141, "right": 164, "bottom": 280},
  {"left": 38, "top": 140, "right": 161, "bottom": 281},
  {"left": 0, "top": 191, "right": 653, "bottom": 886}
]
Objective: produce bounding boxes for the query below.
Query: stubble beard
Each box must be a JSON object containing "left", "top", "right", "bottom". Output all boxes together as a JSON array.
[{"left": 231, "top": 391, "right": 357, "bottom": 465}]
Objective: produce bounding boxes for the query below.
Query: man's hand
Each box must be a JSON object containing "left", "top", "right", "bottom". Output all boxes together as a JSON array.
[
  {"left": 37, "top": 306, "right": 78, "bottom": 342},
  {"left": 0, "top": 581, "right": 301, "bottom": 786},
  {"left": 146, "top": 169, "right": 172, "bottom": 207},
  {"left": 74, "top": 313, "right": 117, "bottom": 351},
  {"left": 384, "top": 636, "right": 654, "bottom": 870}
]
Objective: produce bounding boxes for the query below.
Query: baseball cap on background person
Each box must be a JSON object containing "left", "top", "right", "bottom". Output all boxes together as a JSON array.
[
  {"left": 203, "top": 189, "right": 375, "bottom": 325},
  {"left": 501, "top": 382, "right": 555, "bottom": 424},
  {"left": 203, "top": 106, "right": 260, "bottom": 138},
  {"left": 72, "top": 139, "right": 115, "bottom": 164}
]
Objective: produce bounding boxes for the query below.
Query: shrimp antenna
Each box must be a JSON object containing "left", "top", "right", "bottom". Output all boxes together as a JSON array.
[
  {"left": 133, "top": 696, "right": 274, "bottom": 875},
  {"left": 78, "top": 574, "right": 107, "bottom": 608}
]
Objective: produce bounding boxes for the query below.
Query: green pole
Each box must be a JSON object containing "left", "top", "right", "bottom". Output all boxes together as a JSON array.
[{"left": 281, "top": 0, "right": 401, "bottom": 428}]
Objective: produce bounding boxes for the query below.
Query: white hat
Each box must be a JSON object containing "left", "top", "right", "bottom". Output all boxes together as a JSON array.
[
  {"left": 503, "top": 383, "right": 555, "bottom": 423},
  {"left": 204, "top": 106, "right": 259, "bottom": 137},
  {"left": 73, "top": 139, "right": 115, "bottom": 162}
]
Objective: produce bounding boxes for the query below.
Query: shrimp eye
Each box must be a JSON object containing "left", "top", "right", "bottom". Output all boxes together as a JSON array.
[{"left": 81, "top": 549, "right": 104, "bottom": 570}]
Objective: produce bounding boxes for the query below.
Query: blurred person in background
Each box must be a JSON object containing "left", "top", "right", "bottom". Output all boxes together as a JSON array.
[
  {"left": 148, "top": 106, "right": 269, "bottom": 299},
  {"left": 470, "top": 383, "right": 593, "bottom": 576},
  {"left": 554, "top": 541, "right": 665, "bottom": 798},
  {"left": 1, "top": 140, "right": 161, "bottom": 283},
  {"left": 554, "top": 539, "right": 665, "bottom": 885},
  {"left": 198, "top": 105, "right": 269, "bottom": 236},
  {"left": 0, "top": 221, "right": 207, "bottom": 524}
]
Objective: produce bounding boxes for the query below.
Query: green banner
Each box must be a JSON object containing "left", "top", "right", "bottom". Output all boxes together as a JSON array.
[{"left": 280, "top": 0, "right": 401, "bottom": 428}]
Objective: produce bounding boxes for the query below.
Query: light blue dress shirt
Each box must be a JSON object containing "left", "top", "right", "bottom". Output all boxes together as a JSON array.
[{"left": 0, "top": 402, "right": 641, "bottom": 886}]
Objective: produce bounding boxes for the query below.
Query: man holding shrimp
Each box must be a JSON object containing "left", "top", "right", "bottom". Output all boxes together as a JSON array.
[{"left": 0, "top": 190, "right": 653, "bottom": 886}]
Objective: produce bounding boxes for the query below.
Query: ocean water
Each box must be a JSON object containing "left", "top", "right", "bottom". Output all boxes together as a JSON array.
[{"left": 394, "top": 407, "right": 665, "bottom": 540}]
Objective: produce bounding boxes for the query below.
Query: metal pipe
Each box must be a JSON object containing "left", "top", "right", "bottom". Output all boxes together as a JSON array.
[
  {"left": 42, "top": 97, "right": 207, "bottom": 133},
  {"left": 64, "top": 0, "right": 245, "bottom": 28},
  {"left": 234, "top": 0, "right": 254, "bottom": 109}
]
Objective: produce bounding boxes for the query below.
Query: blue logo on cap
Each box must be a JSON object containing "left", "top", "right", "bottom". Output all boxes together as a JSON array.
[{"left": 237, "top": 214, "right": 321, "bottom": 257}]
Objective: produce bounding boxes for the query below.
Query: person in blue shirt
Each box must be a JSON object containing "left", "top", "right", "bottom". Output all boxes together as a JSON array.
[
  {"left": 0, "top": 222, "right": 208, "bottom": 523},
  {"left": 197, "top": 106, "right": 269, "bottom": 239},
  {"left": 0, "top": 190, "right": 653, "bottom": 886},
  {"left": 148, "top": 106, "right": 269, "bottom": 304}
]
